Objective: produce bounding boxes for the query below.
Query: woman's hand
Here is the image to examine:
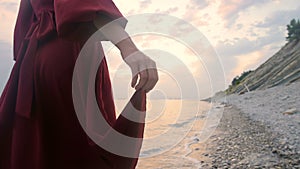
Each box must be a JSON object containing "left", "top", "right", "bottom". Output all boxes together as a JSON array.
[
  {"left": 94, "top": 16, "right": 158, "bottom": 92},
  {"left": 121, "top": 49, "right": 158, "bottom": 92}
]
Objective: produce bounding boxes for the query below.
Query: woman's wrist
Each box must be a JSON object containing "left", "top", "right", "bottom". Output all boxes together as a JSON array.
[{"left": 116, "top": 38, "right": 139, "bottom": 58}]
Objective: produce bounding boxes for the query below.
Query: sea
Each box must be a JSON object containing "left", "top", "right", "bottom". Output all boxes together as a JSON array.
[{"left": 114, "top": 99, "right": 224, "bottom": 169}]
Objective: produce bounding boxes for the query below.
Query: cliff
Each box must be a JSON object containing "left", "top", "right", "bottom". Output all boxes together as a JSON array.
[{"left": 227, "top": 40, "right": 300, "bottom": 94}]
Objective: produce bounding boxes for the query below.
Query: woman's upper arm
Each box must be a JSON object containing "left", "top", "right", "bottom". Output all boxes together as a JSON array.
[
  {"left": 14, "top": 0, "right": 34, "bottom": 60},
  {"left": 53, "top": 0, "right": 127, "bottom": 41}
]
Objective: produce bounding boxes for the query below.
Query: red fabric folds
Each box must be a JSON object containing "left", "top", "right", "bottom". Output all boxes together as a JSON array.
[
  {"left": 54, "top": 0, "right": 127, "bottom": 40},
  {"left": 0, "top": 0, "right": 145, "bottom": 169},
  {"left": 15, "top": 10, "right": 56, "bottom": 118}
]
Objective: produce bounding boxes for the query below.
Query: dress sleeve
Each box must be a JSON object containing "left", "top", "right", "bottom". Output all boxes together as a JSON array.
[
  {"left": 13, "top": 0, "right": 34, "bottom": 60},
  {"left": 54, "top": 0, "right": 127, "bottom": 41}
]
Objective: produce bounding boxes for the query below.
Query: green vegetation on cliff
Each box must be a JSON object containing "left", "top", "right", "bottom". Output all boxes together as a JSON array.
[{"left": 286, "top": 18, "right": 300, "bottom": 42}]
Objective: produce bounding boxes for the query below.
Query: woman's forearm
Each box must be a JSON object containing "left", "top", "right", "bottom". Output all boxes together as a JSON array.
[
  {"left": 93, "top": 15, "right": 138, "bottom": 57},
  {"left": 93, "top": 15, "right": 158, "bottom": 92}
]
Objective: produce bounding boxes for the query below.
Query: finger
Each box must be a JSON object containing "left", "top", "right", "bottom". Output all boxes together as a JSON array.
[
  {"left": 131, "top": 74, "right": 138, "bottom": 88},
  {"left": 129, "top": 64, "right": 139, "bottom": 88},
  {"left": 143, "top": 68, "right": 159, "bottom": 92},
  {"left": 135, "top": 70, "right": 148, "bottom": 90}
]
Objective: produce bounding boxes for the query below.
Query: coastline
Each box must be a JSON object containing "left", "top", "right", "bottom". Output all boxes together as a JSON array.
[
  {"left": 198, "top": 82, "right": 300, "bottom": 168},
  {"left": 136, "top": 82, "right": 300, "bottom": 168}
]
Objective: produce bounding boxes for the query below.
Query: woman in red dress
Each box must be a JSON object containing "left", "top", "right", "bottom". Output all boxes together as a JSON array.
[{"left": 0, "top": 0, "right": 158, "bottom": 168}]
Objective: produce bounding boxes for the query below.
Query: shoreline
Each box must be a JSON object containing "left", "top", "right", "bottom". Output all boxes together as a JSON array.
[
  {"left": 136, "top": 83, "right": 300, "bottom": 168},
  {"left": 198, "top": 82, "right": 300, "bottom": 168}
]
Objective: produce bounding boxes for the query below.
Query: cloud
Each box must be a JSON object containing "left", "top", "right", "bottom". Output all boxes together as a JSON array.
[
  {"left": 215, "top": 1, "right": 300, "bottom": 82},
  {"left": 0, "top": 1, "right": 18, "bottom": 12},
  {"left": 218, "top": 0, "right": 270, "bottom": 28},
  {"left": 0, "top": 0, "right": 19, "bottom": 43},
  {"left": 0, "top": 40, "right": 14, "bottom": 93},
  {"left": 216, "top": 23, "right": 285, "bottom": 57},
  {"left": 255, "top": 5, "right": 300, "bottom": 28},
  {"left": 1, "top": 0, "right": 298, "bottom": 97},
  {"left": 161, "top": 7, "right": 179, "bottom": 15},
  {"left": 183, "top": 0, "right": 209, "bottom": 23},
  {"left": 230, "top": 41, "right": 281, "bottom": 80},
  {"left": 215, "top": 22, "right": 286, "bottom": 83},
  {"left": 189, "top": 0, "right": 209, "bottom": 9},
  {"left": 216, "top": 38, "right": 258, "bottom": 57},
  {"left": 139, "top": 0, "right": 152, "bottom": 10}
]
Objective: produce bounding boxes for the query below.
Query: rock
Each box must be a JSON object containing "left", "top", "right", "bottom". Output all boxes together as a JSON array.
[
  {"left": 234, "top": 153, "right": 279, "bottom": 168},
  {"left": 192, "top": 137, "right": 200, "bottom": 142},
  {"left": 282, "top": 108, "right": 298, "bottom": 115},
  {"left": 281, "top": 95, "right": 290, "bottom": 101},
  {"left": 231, "top": 158, "right": 237, "bottom": 163}
]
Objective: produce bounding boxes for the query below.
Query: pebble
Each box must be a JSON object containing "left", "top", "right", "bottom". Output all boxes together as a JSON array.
[
  {"left": 200, "top": 82, "right": 300, "bottom": 168},
  {"left": 200, "top": 105, "right": 300, "bottom": 168},
  {"left": 282, "top": 108, "right": 298, "bottom": 115}
]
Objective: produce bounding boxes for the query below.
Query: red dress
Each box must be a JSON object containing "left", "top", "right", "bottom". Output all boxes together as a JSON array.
[{"left": 0, "top": 0, "right": 146, "bottom": 169}]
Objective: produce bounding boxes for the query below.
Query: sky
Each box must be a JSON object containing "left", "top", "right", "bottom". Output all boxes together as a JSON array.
[{"left": 0, "top": 0, "right": 300, "bottom": 99}]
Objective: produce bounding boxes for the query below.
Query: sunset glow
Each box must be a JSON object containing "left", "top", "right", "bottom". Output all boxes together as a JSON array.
[{"left": 0, "top": 0, "right": 299, "bottom": 98}]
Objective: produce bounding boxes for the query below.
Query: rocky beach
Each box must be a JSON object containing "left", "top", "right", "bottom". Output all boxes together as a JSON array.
[{"left": 199, "top": 82, "right": 300, "bottom": 168}]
